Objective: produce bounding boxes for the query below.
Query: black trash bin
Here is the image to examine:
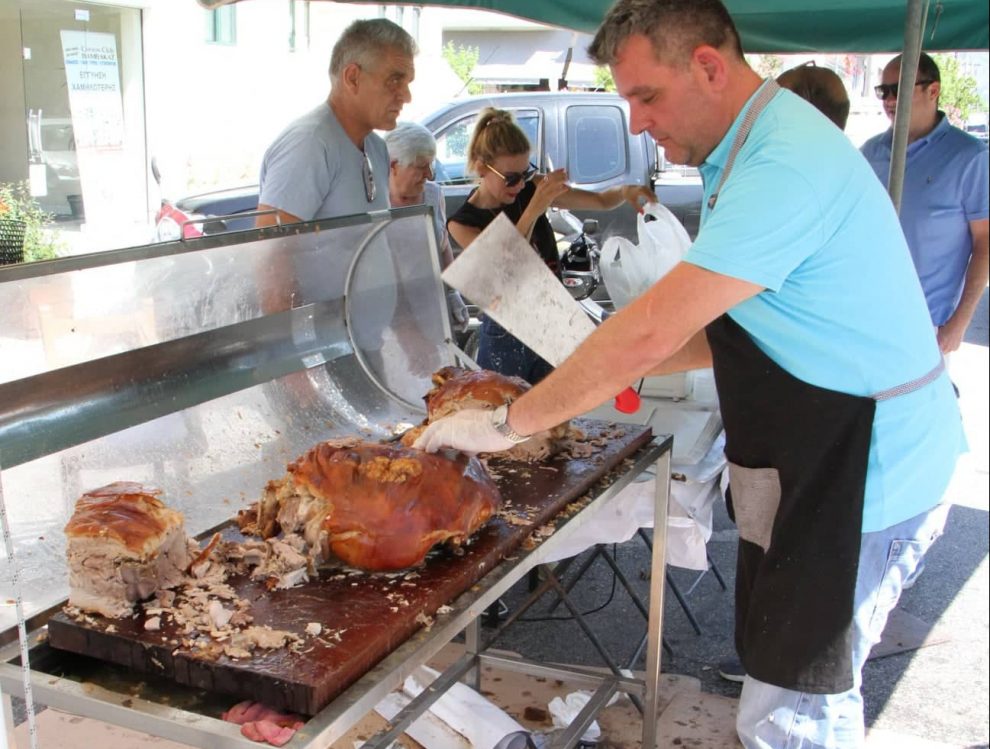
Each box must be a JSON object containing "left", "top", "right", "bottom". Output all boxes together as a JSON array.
[
  {"left": 0, "top": 218, "right": 26, "bottom": 265},
  {"left": 67, "top": 194, "right": 85, "bottom": 220}
]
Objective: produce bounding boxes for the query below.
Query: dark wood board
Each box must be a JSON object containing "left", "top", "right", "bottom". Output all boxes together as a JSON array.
[{"left": 48, "top": 419, "right": 652, "bottom": 715}]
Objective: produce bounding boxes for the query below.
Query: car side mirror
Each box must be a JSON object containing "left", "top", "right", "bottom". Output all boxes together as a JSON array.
[{"left": 582, "top": 218, "right": 599, "bottom": 235}]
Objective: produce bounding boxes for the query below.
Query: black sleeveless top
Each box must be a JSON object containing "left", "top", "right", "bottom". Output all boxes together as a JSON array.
[{"left": 447, "top": 181, "right": 560, "bottom": 279}]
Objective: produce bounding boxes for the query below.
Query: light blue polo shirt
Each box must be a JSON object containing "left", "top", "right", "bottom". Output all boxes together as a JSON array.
[
  {"left": 685, "top": 86, "right": 965, "bottom": 533},
  {"left": 861, "top": 115, "right": 990, "bottom": 325}
]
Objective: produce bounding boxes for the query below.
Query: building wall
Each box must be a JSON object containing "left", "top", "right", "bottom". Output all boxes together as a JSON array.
[
  {"left": 0, "top": 3, "right": 29, "bottom": 184},
  {"left": 142, "top": 1, "right": 463, "bottom": 199}
]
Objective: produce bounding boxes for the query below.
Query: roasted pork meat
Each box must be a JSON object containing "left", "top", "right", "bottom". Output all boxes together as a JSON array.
[
  {"left": 402, "top": 366, "right": 569, "bottom": 460},
  {"left": 64, "top": 482, "right": 191, "bottom": 618},
  {"left": 239, "top": 438, "right": 501, "bottom": 571}
]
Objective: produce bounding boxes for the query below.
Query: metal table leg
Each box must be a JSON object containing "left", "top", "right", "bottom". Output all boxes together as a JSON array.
[
  {"left": 637, "top": 528, "right": 705, "bottom": 636},
  {"left": 642, "top": 449, "right": 671, "bottom": 749},
  {"left": 464, "top": 617, "right": 482, "bottom": 691}
]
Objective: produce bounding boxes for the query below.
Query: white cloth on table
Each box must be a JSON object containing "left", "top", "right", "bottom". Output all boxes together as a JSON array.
[{"left": 541, "top": 432, "right": 726, "bottom": 569}]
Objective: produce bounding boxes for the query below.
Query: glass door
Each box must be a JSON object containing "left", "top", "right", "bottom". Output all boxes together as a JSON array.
[{"left": 1, "top": 0, "right": 145, "bottom": 241}]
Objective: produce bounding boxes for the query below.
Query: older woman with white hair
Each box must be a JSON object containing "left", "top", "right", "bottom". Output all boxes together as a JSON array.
[{"left": 385, "top": 122, "right": 469, "bottom": 332}]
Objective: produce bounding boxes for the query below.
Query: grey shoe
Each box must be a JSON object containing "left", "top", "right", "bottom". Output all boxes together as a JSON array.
[{"left": 718, "top": 657, "right": 746, "bottom": 683}]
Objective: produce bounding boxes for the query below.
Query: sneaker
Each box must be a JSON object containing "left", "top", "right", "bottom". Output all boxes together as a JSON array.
[{"left": 718, "top": 657, "right": 746, "bottom": 683}]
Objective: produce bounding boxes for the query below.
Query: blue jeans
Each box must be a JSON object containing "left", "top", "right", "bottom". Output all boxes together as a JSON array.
[
  {"left": 736, "top": 503, "right": 950, "bottom": 749},
  {"left": 476, "top": 316, "right": 553, "bottom": 385}
]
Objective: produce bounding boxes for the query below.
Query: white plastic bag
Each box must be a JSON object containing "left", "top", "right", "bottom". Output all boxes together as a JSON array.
[
  {"left": 600, "top": 202, "right": 691, "bottom": 309},
  {"left": 548, "top": 692, "right": 602, "bottom": 742}
]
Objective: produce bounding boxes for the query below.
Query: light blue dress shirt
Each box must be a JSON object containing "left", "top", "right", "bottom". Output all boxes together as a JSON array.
[{"left": 861, "top": 114, "right": 989, "bottom": 325}]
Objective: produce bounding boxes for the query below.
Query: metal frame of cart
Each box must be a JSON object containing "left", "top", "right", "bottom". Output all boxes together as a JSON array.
[{"left": 0, "top": 208, "right": 672, "bottom": 748}]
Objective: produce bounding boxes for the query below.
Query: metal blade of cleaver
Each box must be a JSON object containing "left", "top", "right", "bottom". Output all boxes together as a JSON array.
[{"left": 442, "top": 213, "right": 640, "bottom": 413}]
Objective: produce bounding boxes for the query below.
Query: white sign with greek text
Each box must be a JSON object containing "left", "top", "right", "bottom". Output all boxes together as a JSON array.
[{"left": 60, "top": 30, "right": 126, "bottom": 227}]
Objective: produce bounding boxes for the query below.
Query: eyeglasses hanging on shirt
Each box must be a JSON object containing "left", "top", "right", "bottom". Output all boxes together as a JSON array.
[
  {"left": 362, "top": 150, "right": 376, "bottom": 202},
  {"left": 486, "top": 162, "right": 538, "bottom": 189},
  {"left": 874, "top": 80, "right": 935, "bottom": 100}
]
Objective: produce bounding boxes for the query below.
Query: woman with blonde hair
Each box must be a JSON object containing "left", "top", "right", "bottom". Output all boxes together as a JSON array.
[{"left": 448, "top": 107, "right": 656, "bottom": 383}]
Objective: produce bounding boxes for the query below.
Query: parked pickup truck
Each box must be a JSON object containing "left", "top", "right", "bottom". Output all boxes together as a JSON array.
[
  {"left": 425, "top": 91, "right": 702, "bottom": 246},
  {"left": 153, "top": 92, "right": 702, "bottom": 243}
]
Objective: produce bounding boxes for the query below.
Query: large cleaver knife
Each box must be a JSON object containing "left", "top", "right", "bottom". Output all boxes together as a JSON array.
[{"left": 443, "top": 213, "right": 640, "bottom": 413}]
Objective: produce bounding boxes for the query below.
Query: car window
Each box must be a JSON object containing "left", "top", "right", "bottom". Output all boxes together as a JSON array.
[
  {"left": 433, "top": 109, "right": 540, "bottom": 185},
  {"left": 565, "top": 105, "right": 626, "bottom": 184},
  {"left": 656, "top": 146, "right": 701, "bottom": 180}
]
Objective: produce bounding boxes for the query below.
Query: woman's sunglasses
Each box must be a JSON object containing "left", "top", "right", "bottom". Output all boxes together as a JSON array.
[
  {"left": 874, "top": 80, "right": 934, "bottom": 100},
  {"left": 486, "top": 162, "right": 538, "bottom": 188}
]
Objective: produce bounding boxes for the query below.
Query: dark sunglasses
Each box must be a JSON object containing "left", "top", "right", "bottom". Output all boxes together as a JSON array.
[
  {"left": 362, "top": 151, "right": 376, "bottom": 202},
  {"left": 486, "top": 162, "right": 538, "bottom": 188},
  {"left": 874, "top": 80, "right": 934, "bottom": 100}
]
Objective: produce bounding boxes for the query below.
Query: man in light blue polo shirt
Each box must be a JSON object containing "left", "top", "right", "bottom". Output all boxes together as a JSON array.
[
  {"left": 861, "top": 53, "right": 989, "bottom": 354},
  {"left": 413, "top": 2, "right": 966, "bottom": 746}
]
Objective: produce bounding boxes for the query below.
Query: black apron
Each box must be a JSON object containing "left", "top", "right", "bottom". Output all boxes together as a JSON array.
[{"left": 704, "top": 81, "right": 945, "bottom": 693}]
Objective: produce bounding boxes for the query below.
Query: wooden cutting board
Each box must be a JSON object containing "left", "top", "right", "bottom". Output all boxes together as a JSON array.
[{"left": 47, "top": 419, "right": 652, "bottom": 715}]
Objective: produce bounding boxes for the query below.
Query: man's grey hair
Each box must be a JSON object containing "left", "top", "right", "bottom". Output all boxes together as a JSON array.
[
  {"left": 329, "top": 18, "right": 417, "bottom": 82},
  {"left": 384, "top": 122, "right": 437, "bottom": 166},
  {"left": 588, "top": 0, "right": 743, "bottom": 69}
]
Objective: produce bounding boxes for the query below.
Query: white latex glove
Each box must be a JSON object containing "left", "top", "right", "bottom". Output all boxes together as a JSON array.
[
  {"left": 446, "top": 288, "right": 470, "bottom": 333},
  {"left": 413, "top": 409, "right": 517, "bottom": 454}
]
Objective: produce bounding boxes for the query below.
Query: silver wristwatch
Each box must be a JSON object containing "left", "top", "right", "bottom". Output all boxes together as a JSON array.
[{"left": 490, "top": 404, "right": 530, "bottom": 444}]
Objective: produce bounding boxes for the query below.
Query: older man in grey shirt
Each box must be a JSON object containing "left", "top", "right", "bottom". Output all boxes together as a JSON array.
[{"left": 257, "top": 18, "right": 416, "bottom": 225}]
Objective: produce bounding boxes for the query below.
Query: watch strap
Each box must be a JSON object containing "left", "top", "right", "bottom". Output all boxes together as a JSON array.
[{"left": 491, "top": 404, "right": 530, "bottom": 444}]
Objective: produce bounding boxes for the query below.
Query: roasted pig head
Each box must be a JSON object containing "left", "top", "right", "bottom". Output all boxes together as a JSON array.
[
  {"left": 248, "top": 439, "right": 501, "bottom": 571},
  {"left": 402, "top": 366, "right": 569, "bottom": 460}
]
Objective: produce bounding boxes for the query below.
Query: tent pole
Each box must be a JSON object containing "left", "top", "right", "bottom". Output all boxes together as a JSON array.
[{"left": 888, "top": 0, "right": 930, "bottom": 213}]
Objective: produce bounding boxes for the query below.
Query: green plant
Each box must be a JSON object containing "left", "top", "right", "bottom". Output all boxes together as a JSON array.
[
  {"left": 442, "top": 41, "right": 483, "bottom": 95},
  {"left": 746, "top": 53, "right": 783, "bottom": 79},
  {"left": 594, "top": 66, "right": 616, "bottom": 92},
  {"left": 0, "top": 181, "right": 65, "bottom": 263},
  {"left": 931, "top": 54, "right": 983, "bottom": 126}
]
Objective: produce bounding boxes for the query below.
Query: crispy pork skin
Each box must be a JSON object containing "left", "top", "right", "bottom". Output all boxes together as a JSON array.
[
  {"left": 64, "top": 482, "right": 190, "bottom": 618},
  {"left": 402, "top": 367, "right": 569, "bottom": 460},
  {"left": 250, "top": 439, "right": 501, "bottom": 571}
]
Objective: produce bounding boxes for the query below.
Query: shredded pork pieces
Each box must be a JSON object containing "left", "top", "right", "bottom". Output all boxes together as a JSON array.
[{"left": 64, "top": 532, "right": 324, "bottom": 663}]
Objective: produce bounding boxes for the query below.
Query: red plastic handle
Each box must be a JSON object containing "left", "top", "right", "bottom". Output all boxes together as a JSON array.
[{"left": 614, "top": 386, "right": 641, "bottom": 414}]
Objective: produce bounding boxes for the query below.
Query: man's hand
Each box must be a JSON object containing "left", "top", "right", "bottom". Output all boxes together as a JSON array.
[
  {"left": 624, "top": 186, "right": 659, "bottom": 212},
  {"left": 446, "top": 289, "right": 471, "bottom": 333},
  {"left": 937, "top": 317, "right": 967, "bottom": 354},
  {"left": 531, "top": 169, "right": 572, "bottom": 213},
  {"left": 413, "top": 409, "right": 517, "bottom": 454}
]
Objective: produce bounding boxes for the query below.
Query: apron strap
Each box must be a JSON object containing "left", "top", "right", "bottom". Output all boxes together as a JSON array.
[
  {"left": 871, "top": 358, "right": 946, "bottom": 401},
  {"left": 707, "top": 79, "right": 781, "bottom": 212}
]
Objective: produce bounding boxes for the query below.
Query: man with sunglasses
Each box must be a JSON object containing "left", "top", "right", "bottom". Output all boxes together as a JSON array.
[
  {"left": 256, "top": 18, "right": 416, "bottom": 227},
  {"left": 861, "top": 53, "right": 989, "bottom": 356}
]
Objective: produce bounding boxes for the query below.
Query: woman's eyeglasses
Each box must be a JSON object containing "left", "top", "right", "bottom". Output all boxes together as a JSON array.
[
  {"left": 409, "top": 159, "right": 435, "bottom": 179},
  {"left": 486, "top": 162, "right": 538, "bottom": 188},
  {"left": 874, "top": 80, "right": 934, "bottom": 100},
  {"left": 363, "top": 152, "right": 376, "bottom": 202}
]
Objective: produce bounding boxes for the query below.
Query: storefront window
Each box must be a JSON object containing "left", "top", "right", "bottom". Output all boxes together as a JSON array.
[
  {"left": 0, "top": 0, "right": 146, "bottom": 259},
  {"left": 205, "top": 6, "right": 237, "bottom": 45}
]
